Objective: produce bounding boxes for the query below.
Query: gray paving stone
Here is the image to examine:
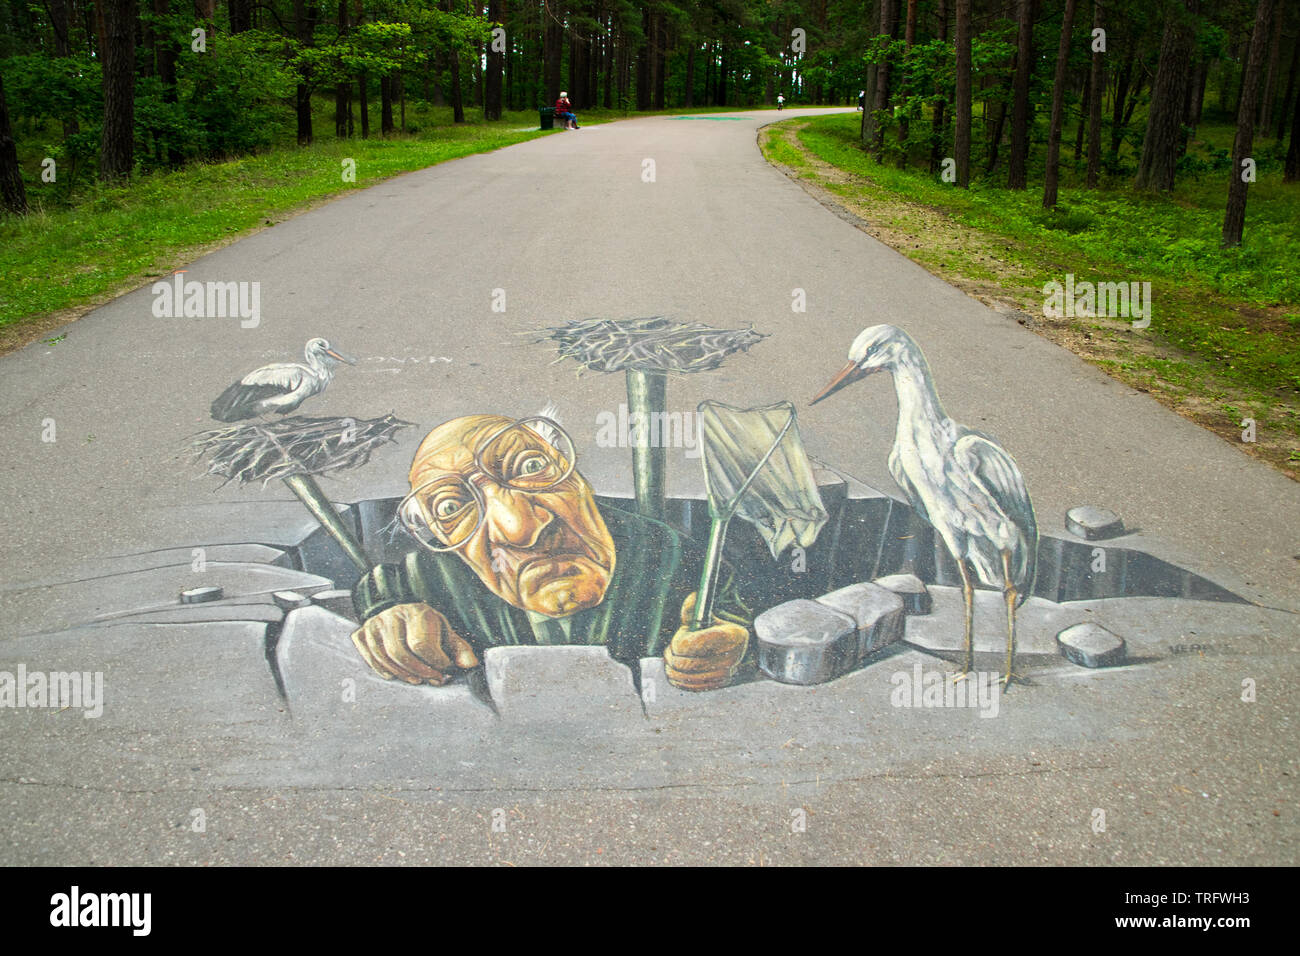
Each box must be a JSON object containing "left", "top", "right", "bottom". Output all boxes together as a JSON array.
[
  {"left": 276, "top": 606, "right": 495, "bottom": 729},
  {"left": 181, "top": 585, "right": 224, "bottom": 604},
  {"left": 482, "top": 646, "right": 643, "bottom": 722},
  {"left": 2, "top": 544, "right": 292, "bottom": 591},
  {"left": 1066, "top": 505, "right": 1125, "bottom": 540},
  {"left": 86, "top": 600, "right": 284, "bottom": 627},
  {"left": 1, "top": 563, "right": 333, "bottom": 635},
  {"left": 310, "top": 589, "right": 359, "bottom": 622},
  {"left": 273, "top": 590, "right": 314, "bottom": 610},
  {"left": 816, "top": 582, "right": 906, "bottom": 660},
  {"left": 1057, "top": 622, "right": 1127, "bottom": 668},
  {"left": 872, "top": 573, "right": 933, "bottom": 614},
  {"left": 755, "top": 599, "right": 859, "bottom": 685}
]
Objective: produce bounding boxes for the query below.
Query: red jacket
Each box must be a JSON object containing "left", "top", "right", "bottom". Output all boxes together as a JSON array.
[{"left": 555, "top": 97, "right": 573, "bottom": 114}]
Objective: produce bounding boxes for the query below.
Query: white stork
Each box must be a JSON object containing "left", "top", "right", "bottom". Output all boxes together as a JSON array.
[
  {"left": 811, "top": 325, "right": 1038, "bottom": 685},
  {"left": 210, "top": 338, "right": 356, "bottom": 423}
]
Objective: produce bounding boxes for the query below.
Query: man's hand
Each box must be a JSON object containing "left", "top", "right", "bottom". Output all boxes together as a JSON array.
[
  {"left": 663, "top": 592, "right": 749, "bottom": 692},
  {"left": 351, "top": 603, "right": 479, "bottom": 686}
]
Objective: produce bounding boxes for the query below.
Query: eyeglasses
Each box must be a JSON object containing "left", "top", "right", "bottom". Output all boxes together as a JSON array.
[{"left": 399, "top": 417, "right": 577, "bottom": 553}]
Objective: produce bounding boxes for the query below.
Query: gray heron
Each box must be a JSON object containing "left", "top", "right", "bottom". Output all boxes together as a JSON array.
[
  {"left": 811, "top": 325, "right": 1037, "bottom": 685},
  {"left": 210, "top": 337, "right": 356, "bottom": 423}
]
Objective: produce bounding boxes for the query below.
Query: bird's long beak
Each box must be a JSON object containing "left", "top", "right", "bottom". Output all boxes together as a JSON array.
[
  {"left": 325, "top": 348, "right": 358, "bottom": 366},
  {"left": 810, "top": 361, "right": 871, "bottom": 405}
]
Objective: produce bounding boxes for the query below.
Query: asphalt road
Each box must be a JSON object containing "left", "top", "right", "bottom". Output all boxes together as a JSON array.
[{"left": 0, "top": 108, "right": 1296, "bottom": 865}]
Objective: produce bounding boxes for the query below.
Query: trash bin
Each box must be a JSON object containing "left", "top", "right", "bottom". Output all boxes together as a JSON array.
[{"left": 539, "top": 107, "right": 555, "bottom": 130}]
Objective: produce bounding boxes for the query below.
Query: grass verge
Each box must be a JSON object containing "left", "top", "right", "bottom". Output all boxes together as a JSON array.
[
  {"left": 760, "top": 112, "right": 1299, "bottom": 480},
  {"left": 0, "top": 110, "right": 557, "bottom": 352}
]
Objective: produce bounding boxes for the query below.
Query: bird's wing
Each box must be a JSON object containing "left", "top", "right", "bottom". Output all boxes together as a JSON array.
[
  {"left": 888, "top": 443, "right": 932, "bottom": 525},
  {"left": 240, "top": 363, "right": 306, "bottom": 391},
  {"left": 210, "top": 381, "right": 294, "bottom": 422},
  {"left": 952, "top": 430, "right": 1038, "bottom": 597}
]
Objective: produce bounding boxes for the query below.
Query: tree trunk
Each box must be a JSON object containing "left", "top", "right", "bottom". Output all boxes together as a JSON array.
[
  {"left": 1285, "top": 61, "right": 1300, "bottom": 180},
  {"left": 870, "top": 0, "right": 896, "bottom": 160},
  {"left": 637, "top": 8, "right": 652, "bottom": 109},
  {"left": 0, "top": 75, "right": 28, "bottom": 215},
  {"left": 1007, "top": 0, "right": 1034, "bottom": 188},
  {"left": 1258, "top": 4, "right": 1283, "bottom": 130},
  {"left": 1043, "top": 0, "right": 1078, "bottom": 208},
  {"left": 898, "top": 0, "right": 917, "bottom": 164},
  {"left": 49, "top": 0, "right": 81, "bottom": 137},
  {"left": 294, "top": 0, "right": 317, "bottom": 145},
  {"left": 985, "top": 98, "right": 1008, "bottom": 173},
  {"left": 359, "top": 72, "right": 369, "bottom": 138},
  {"left": 1223, "top": 0, "right": 1278, "bottom": 246},
  {"left": 1110, "top": 52, "right": 1134, "bottom": 157},
  {"left": 153, "top": 0, "right": 177, "bottom": 105},
  {"left": 449, "top": 50, "right": 465, "bottom": 122},
  {"left": 1123, "top": 71, "right": 1143, "bottom": 129},
  {"left": 862, "top": 0, "right": 883, "bottom": 146},
  {"left": 1276, "top": 28, "right": 1299, "bottom": 141},
  {"left": 381, "top": 75, "right": 394, "bottom": 134},
  {"left": 589, "top": 18, "right": 600, "bottom": 108},
  {"left": 1196, "top": 62, "right": 1209, "bottom": 127},
  {"left": 507, "top": 25, "right": 516, "bottom": 111},
  {"left": 1177, "top": 0, "right": 1203, "bottom": 159},
  {"left": 954, "top": 0, "right": 972, "bottom": 186},
  {"left": 485, "top": 0, "right": 504, "bottom": 120},
  {"left": 1135, "top": 2, "right": 1196, "bottom": 192},
  {"left": 604, "top": 18, "right": 615, "bottom": 108},
  {"left": 546, "top": 7, "right": 564, "bottom": 104},
  {"left": 653, "top": 12, "right": 667, "bottom": 110},
  {"left": 335, "top": 1, "right": 350, "bottom": 138},
  {"left": 930, "top": 0, "right": 949, "bottom": 172},
  {"left": 229, "top": 0, "right": 252, "bottom": 32},
  {"left": 1074, "top": 68, "right": 1090, "bottom": 159},
  {"left": 684, "top": 43, "right": 695, "bottom": 107},
  {"left": 618, "top": 33, "right": 629, "bottom": 109},
  {"left": 296, "top": 86, "right": 313, "bottom": 144},
  {"left": 96, "top": 0, "right": 137, "bottom": 181},
  {"left": 471, "top": 40, "right": 482, "bottom": 109},
  {"left": 335, "top": 81, "right": 352, "bottom": 138},
  {"left": 568, "top": 35, "right": 583, "bottom": 108},
  {"left": 1086, "top": 0, "right": 1104, "bottom": 186}
]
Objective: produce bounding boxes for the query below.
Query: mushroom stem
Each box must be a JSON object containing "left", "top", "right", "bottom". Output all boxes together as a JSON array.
[
  {"left": 283, "top": 473, "right": 371, "bottom": 572},
  {"left": 625, "top": 368, "right": 667, "bottom": 522}
]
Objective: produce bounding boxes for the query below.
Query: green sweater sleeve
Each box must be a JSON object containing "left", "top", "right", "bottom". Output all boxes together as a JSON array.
[{"left": 351, "top": 562, "right": 420, "bottom": 622}]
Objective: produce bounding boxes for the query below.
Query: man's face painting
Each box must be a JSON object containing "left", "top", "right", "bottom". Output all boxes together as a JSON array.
[{"left": 408, "top": 416, "right": 616, "bottom": 617}]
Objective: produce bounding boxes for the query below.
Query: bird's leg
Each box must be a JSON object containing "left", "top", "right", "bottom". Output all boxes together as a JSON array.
[
  {"left": 951, "top": 558, "right": 975, "bottom": 682},
  {"left": 999, "top": 550, "right": 1025, "bottom": 688}
]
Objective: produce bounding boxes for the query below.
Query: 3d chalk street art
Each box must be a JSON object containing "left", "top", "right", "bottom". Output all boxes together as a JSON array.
[
  {"left": 174, "top": 315, "right": 1252, "bottom": 710},
  {"left": 3, "top": 316, "right": 1279, "bottom": 790}
]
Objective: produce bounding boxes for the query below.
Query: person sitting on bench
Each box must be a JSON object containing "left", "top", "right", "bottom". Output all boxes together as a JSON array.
[{"left": 555, "top": 92, "right": 579, "bottom": 130}]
